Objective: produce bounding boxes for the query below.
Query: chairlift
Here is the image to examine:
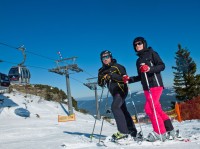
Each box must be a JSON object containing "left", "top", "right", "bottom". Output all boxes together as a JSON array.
[
  {"left": 0, "top": 72, "right": 10, "bottom": 87},
  {"left": 8, "top": 66, "right": 31, "bottom": 84},
  {"left": 8, "top": 45, "right": 31, "bottom": 84}
]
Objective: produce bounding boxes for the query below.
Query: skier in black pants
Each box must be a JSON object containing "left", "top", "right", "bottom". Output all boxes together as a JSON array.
[{"left": 98, "top": 50, "right": 137, "bottom": 140}]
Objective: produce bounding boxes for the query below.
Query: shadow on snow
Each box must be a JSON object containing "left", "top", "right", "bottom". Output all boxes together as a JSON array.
[{"left": 63, "top": 131, "right": 107, "bottom": 139}]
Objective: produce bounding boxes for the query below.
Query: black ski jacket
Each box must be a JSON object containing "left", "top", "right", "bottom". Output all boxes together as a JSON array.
[
  {"left": 98, "top": 59, "right": 128, "bottom": 98},
  {"left": 129, "top": 48, "right": 165, "bottom": 90}
]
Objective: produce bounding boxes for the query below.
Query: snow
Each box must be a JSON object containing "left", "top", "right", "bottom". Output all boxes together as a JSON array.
[
  {"left": 166, "top": 93, "right": 176, "bottom": 96},
  {"left": 135, "top": 91, "right": 144, "bottom": 95},
  {"left": 0, "top": 91, "right": 200, "bottom": 149}
]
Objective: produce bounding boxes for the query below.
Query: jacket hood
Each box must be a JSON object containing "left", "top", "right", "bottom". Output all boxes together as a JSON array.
[{"left": 133, "top": 37, "right": 148, "bottom": 52}]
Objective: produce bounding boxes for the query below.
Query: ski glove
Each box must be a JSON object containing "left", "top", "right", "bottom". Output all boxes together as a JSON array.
[
  {"left": 140, "top": 64, "right": 150, "bottom": 73},
  {"left": 103, "top": 74, "right": 111, "bottom": 81},
  {"left": 123, "top": 75, "right": 130, "bottom": 84}
]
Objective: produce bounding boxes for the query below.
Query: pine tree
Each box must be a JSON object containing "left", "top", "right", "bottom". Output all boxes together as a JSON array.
[
  {"left": 172, "top": 44, "right": 200, "bottom": 101},
  {"left": 196, "top": 74, "right": 200, "bottom": 94}
]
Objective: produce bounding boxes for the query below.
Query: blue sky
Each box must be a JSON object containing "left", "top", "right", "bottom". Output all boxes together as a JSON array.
[{"left": 0, "top": 0, "right": 200, "bottom": 99}]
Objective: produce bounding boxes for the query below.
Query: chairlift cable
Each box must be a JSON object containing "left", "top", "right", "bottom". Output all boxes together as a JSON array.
[
  {"left": 2, "top": 60, "right": 49, "bottom": 70},
  {"left": 0, "top": 42, "right": 56, "bottom": 61},
  {"left": 26, "top": 51, "right": 56, "bottom": 61},
  {"left": 82, "top": 70, "right": 95, "bottom": 78},
  {"left": 0, "top": 41, "right": 95, "bottom": 78},
  {"left": 70, "top": 76, "right": 85, "bottom": 84},
  {"left": 2, "top": 59, "right": 85, "bottom": 84},
  {"left": 0, "top": 42, "right": 17, "bottom": 49}
]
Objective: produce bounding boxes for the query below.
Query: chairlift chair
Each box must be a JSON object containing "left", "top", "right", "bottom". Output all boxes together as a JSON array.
[{"left": 8, "top": 66, "right": 31, "bottom": 84}]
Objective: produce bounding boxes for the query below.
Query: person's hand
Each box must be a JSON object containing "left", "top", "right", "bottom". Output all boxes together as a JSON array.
[
  {"left": 103, "top": 74, "right": 110, "bottom": 81},
  {"left": 140, "top": 63, "right": 150, "bottom": 73},
  {"left": 123, "top": 75, "right": 130, "bottom": 84}
]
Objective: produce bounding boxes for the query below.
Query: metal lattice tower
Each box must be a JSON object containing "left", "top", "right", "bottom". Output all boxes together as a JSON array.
[
  {"left": 49, "top": 56, "right": 83, "bottom": 115},
  {"left": 84, "top": 77, "right": 100, "bottom": 119}
]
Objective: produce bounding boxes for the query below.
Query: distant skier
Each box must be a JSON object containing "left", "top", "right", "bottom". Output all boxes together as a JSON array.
[
  {"left": 123, "top": 37, "right": 175, "bottom": 142},
  {"left": 98, "top": 50, "right": 138, "bottom": 141}
]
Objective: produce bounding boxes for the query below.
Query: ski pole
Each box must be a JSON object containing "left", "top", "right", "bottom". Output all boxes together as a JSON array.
[
  {"left": 98, "top": 117, "right": 105, "bottom": 144},
  {"left": 127, "top": 84, "right": 143, "bottom": 137},
  {"left": 131, "top": 100, "right": 143, "bottom": 136},
  {"left": 98, "top": 80, "right": 111, "bottom": 143},
  {"left": 90, "top": 86, "right": 105, "bottom": 142},
  {"left": 105, "top": 80, "right": 111, "bottom": 114},
  {"left": 149, "top": 60, "right": 160, "bottom": 87},
  {"left": 90, "top": 114, "right": 98, "bottom": 142},
  {"left": 144, "top": 72, "right": 163, "bottom": 142}
]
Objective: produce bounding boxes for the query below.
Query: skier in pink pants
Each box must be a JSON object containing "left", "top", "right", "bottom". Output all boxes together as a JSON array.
[{"left": 123, "top": 37, "right": 175, "bottom": 142}]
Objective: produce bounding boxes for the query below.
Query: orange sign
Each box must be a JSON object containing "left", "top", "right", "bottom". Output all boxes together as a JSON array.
[{"left": 58, "top": 114, "right": 76, "bottom": 122}]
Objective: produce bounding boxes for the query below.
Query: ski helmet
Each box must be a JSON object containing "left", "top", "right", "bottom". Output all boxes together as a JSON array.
[
  {"left": 100, "top": 50, "right": 112, "bottom": 60},
  {"left": 133, "top": 37, "right": 147, "bottom": 51}
]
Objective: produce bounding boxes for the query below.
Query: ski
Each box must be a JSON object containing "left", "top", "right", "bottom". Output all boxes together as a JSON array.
[
  {"left": 96, "top": 141, "right": 108, "bottom": 147},
  {"left": 175, "top": 138, "right": 190, "bottom": 142},
  {"left": 96, "top": 129, "right": 192, "bottom": 147},
  {"left": 173, "top": 129, "right": 191, "bottom": 142},
  {"left": 97, "top": 135, "right": 142, "bottom": 147},
  {"left": 143, "top": 129, "right": 191, "bottom": 144},
  {"left": 99, "top": 139, "right": 132, "bottom": 146}
]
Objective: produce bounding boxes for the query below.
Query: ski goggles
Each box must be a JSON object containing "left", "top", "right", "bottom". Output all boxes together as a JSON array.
[{"left": 101, "top": 55, "right": 110, "bottom": 61}]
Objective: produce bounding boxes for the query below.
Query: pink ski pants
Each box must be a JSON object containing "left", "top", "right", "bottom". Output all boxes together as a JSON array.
[{"left": 144, "top": 87, "right": 169, "bottom": 134}]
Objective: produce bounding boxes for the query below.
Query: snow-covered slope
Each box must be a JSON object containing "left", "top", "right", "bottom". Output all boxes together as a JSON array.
[{"left": 0, "top": 91, "right": 200, "bottom": 149}]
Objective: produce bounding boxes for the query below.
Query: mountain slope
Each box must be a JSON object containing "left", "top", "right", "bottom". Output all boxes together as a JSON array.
[
  {"left": 78, "top": 88, "right": 177, "bottom": 116},
  {"left": 0, "top": 91, "right": 200, "bottom": 149}
]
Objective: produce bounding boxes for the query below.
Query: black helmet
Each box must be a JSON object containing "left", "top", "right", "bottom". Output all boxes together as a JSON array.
[
  {"left": 100, "top": 50, "right": 112, "bottom": 60},
  {"left": 133, "top": 37, "right": 147, "bottom": 51}
]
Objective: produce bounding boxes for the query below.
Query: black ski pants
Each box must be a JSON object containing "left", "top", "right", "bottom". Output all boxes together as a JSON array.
[{"left": 111, "top": 94, "right": 137, "bottom": 135}]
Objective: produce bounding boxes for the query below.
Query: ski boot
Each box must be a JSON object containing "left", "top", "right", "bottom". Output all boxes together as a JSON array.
[
  {"left": 146, "top": 131, "right": 167, "bottom": 142},
  {"left": 111, "top": 132, "right": 128, "bottom": 141},
  {"left": 134, "top": 131, "right": 144, "bottom": 142},
  {"left": 166, "top": 129, "right": 176, "bottom": 140}
]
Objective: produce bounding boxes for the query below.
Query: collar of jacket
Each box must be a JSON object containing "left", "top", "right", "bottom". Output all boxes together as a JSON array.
[{"left": 136, "top": 48, "right": 152, "bottom": 56}]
